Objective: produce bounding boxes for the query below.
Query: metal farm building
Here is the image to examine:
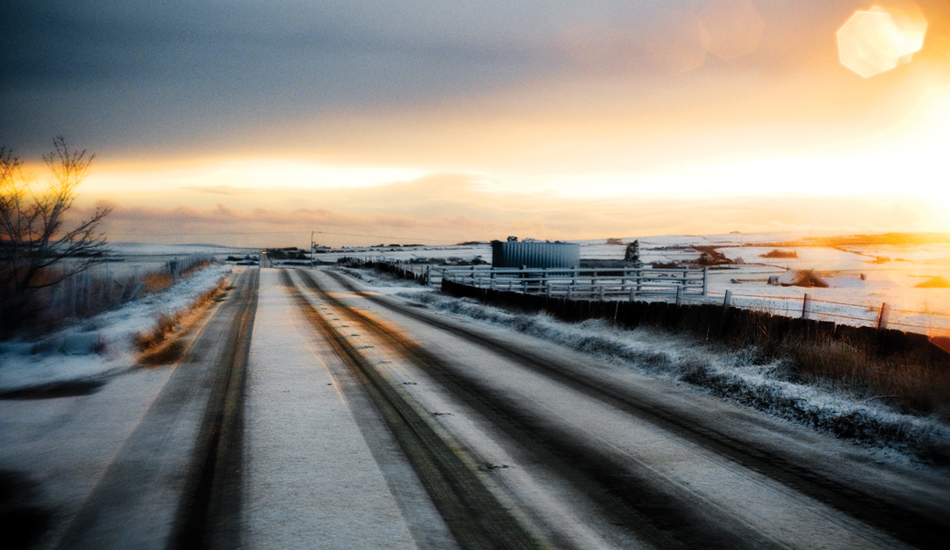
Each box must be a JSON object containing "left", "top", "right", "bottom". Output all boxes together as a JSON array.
[{"left": 491, "top": 240, "right": 580, "bottom": 269}]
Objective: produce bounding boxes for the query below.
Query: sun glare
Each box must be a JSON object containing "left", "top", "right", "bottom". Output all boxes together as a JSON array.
[
  {"left": 837, "top": 4, "right": 927, "bottom": 78},
  {"left": 495, "top": 87, "right": 950, "bottom": 233}
]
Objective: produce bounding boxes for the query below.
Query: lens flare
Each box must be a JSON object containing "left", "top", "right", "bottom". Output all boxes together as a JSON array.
[
  {"left": 936, "top": 37, "right": 950, "bottom": 58},
  {"left": 699, "top": 0, "right": 765, "bottom": 60},
  {"left": 836, "top": 4, "right": 927, "bottom": 78}
]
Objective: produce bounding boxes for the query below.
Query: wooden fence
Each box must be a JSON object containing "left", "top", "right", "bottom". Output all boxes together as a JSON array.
[{"left": 437, "top": 265, "right": 708, "bottom": 300}]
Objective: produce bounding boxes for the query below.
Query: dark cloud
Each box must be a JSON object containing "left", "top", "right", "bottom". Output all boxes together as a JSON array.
[
  {"left": 3, "top": 1, "right": 949, "bottom": 163},
  {"left": 1, "top": 1, "right": 571, "bottom": 154}
]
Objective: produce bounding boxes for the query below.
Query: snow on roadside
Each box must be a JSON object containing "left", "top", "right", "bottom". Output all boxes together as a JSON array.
[
  {"left": 334, "top": 266, "right": 429, "bottom": 295},
  {"left": 0, "top": 264, "right": 233, "bottom": 393},
  {"left": 399, "top": 289, "right": 950, "bottom": 464}
]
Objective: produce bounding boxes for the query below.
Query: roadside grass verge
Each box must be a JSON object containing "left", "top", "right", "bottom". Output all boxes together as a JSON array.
[
  {"left": 135, "top": 278, "right": 229, "bottom": 365},
  {"left": 402, "top": 290, "right": 950, "bottom": 465},
  {"left": 774, "top": 338, "right": 950, "bottom": 420},
  {"left": 3, "top": 255, "right": 219, "bottom": 340},
  {"left": 335, "top": 266, "right": 423, "bottom": 288},
  {"left": 141, "top": 272, "right": 174, "bottom": 294}
]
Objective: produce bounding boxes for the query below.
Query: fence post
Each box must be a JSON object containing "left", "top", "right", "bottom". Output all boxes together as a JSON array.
[
  {"left": 722, "top": 290, "right": 732, "bottom": 313},
  {"left": 567, "top": 285, "right": 573, "bottom": 301},
  {"left": 801, "top": 294, "right": 811, "bottom": 320},
  {"left": 636, "top": 269, "right": 642, "bottom": 296},
  {"left": 877, "top": 303, "right": 890, "bottom": 331},
  {"left": 675, "top": 286, "right": 683, "bottom": 307},
  {"left": 599, "top": 285, "right": 605, "bottom": 301},
  {"left": 702, "top": 267, "right": 708, "bottom": 296}
]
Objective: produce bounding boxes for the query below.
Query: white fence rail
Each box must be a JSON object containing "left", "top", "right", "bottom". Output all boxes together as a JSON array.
[{"left": 437, "top": 266, "right": 708, "bottom": 301}]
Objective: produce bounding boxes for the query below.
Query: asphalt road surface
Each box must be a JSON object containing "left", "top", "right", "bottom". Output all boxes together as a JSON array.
[{"left": 2, "top": 266, "right": 949, "bottom": 549}]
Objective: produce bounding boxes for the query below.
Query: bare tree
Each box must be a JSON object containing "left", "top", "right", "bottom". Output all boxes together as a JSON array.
[{"left": 0, "top": 136, "right": 112, "bottom": 334}]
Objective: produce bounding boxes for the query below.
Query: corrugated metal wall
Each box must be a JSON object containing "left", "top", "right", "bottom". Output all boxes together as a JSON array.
[{"left": 491, "top": 241, "right": 580, "bottom": 268}]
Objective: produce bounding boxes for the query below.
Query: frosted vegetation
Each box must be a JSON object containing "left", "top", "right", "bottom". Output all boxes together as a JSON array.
[
  {"left": 401, "top": 289, "right": 950, "bottom": 465},
  {"left": 0, "top": 264, "right": 231, "bottom": 393}
]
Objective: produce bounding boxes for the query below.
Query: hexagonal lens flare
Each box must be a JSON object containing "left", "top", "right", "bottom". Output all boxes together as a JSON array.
[
  {"left": 885, "top": 3, "right": 928, "bottom": 56},
  {"left": 837, "top": 5, "right": 927, "bottom": 78}
]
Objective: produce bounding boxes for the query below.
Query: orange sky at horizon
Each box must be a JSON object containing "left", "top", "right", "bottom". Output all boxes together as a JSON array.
[{"left": 58, "top": 71, "right": 950, "bottom": 247}]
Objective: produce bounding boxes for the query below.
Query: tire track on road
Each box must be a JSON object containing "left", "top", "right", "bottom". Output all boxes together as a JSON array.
[
  {"left": 299, "top": 270, "right": 799, "bottom": 550},
  {"left": 281, "top": 270, "right": 547, "bottom": 550},
  {"left": 54, "top": 268, "right": 259, "bottom": 550},
  {"left": 315, "top": 267, "right": 946, "bottom": 550},
  {"left": 168, "top": 268, "right": 259, "bottom": 550}
]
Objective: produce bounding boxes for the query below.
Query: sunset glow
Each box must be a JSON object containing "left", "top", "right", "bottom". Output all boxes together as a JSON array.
[{"left": 3, "top": 1, "right": 950, "bottom": 246}]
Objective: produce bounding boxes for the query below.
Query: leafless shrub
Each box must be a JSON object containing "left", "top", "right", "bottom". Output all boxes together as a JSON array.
[{"left": 1, "top": 137, "right": 111, "bottom": 336}]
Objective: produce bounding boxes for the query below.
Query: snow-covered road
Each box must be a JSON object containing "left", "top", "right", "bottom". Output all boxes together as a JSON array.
[
  {"left": 243, "top": 268, "right": 455, "bottom": 550},
  {"left": 3, "top": 265, "right": 949, "bottom": 549}
]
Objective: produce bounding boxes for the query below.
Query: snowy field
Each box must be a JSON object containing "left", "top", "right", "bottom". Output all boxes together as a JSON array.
[
  {"left": 328, "top": 232, "right": 950, "bottom": 336},
  {"left": 88, "top": 242, "right": 259, "bottom": 277}
]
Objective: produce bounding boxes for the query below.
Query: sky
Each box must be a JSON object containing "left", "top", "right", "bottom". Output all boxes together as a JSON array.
[{"left": 2, "top": 1, "right": 950, "bottom": 247}]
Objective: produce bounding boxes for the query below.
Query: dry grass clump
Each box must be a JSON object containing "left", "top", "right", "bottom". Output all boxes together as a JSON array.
[
  {"left": 181, "top": 260, "right": 215, "bottom": 278},
  {"left": 138, "top": 339, "right": 186, "bottom": 366},
  {"left": 761, "top": 249, "right": 798, "bottom": 258},
  {"left": 134, "top": 279, "right": 228, "bottom": 365},
  {"left": 780, "top": 338, "right": 950, "bottom": 419},
  {"left": 916, "top": 276, "right": 950, "bottom": 288},
  {"left": 141, "top": 273, "right": 174, "bottom": 293},
  {"left": 133, "top": 311, "right": 182, "bottom": 353}
]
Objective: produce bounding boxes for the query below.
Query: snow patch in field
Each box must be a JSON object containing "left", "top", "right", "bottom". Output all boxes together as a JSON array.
[
  {"left": 0, "top": 264, "right": 233, "bottom": 393},
  {"left": 402, "top": 290, "right": 950, "bottom": 463}
]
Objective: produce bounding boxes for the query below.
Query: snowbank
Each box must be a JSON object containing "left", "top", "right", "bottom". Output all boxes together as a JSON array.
[{"left": 0, "top": 264, "right": 233, "bottom": 393}]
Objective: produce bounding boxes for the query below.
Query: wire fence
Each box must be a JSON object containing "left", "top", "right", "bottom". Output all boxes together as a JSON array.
[
  {"left": 696, "top": 291, "right": 950, "bottom": 334},
  {"left": 347, "top": 258, "right": 950, "bottom": 337}
]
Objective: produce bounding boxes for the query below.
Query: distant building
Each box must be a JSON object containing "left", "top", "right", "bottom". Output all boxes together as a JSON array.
[{"left": 491, "top": 239, "right": 580, "bottom": 269}]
